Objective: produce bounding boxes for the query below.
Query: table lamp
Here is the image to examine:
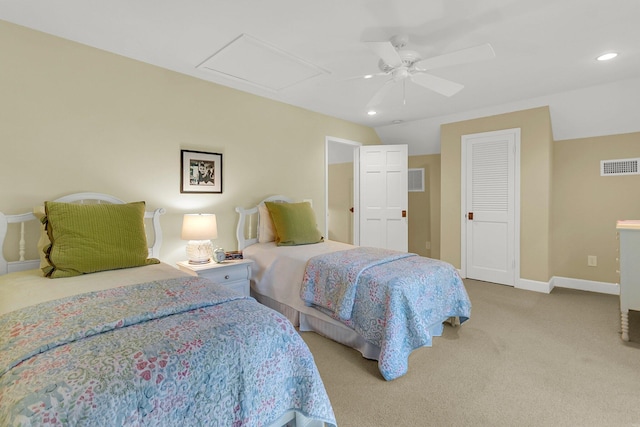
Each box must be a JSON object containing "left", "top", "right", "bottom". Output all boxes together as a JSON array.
[{"left": 181, "top": 213, "right": 217, "bottom": 264}]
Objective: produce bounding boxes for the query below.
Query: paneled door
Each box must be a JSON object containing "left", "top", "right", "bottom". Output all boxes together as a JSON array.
[{"left": 358, "top": 144, "right": 408, "bottom": 252}]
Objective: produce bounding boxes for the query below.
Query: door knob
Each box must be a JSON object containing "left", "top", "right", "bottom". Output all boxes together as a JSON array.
[{"left": 468, "top": 212, "right": 474, "bottom": 220}]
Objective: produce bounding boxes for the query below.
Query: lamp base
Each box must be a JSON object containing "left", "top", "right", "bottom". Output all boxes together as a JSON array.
[{"left": 186, "top": 240, "right": 213, "bottom": 265}]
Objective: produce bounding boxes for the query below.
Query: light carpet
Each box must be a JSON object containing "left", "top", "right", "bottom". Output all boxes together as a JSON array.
[{"left": 301, "top": 279, "right": 640, "bottom": 427}]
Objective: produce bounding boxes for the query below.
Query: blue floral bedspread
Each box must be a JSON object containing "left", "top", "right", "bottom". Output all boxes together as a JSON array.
[
  {"left": 301, "top": 247, "right": 471, "bottom": 381},
  {"left": 0, "top": 276, "right": 336, "bottom": 427}
]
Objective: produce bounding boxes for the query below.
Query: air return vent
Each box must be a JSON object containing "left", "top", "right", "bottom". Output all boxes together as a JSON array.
[
  {"left": 408, "top": 168, "right": 424, "bottom": 192},
  {"left": 600, "top": 158, "right": 640, "bottom": 176}
]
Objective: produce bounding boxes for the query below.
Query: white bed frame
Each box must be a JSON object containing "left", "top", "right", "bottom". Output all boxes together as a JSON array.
[
  {"left": 235, "top": 195, "right": 292, "bottom": 250},
  {"left": 235, "top": 195, "right": 384, "bottom": 361},
  {"left": 0, "top": 192, "right": 165, "bottom": 276}
]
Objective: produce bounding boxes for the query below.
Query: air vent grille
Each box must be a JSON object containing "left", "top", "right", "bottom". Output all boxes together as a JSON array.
[
  {"left": 601, "top": 158, "right": 640, "bottom": 176},
  {"left": 408, "top": 168, "right": 424, "bottom": 192}
]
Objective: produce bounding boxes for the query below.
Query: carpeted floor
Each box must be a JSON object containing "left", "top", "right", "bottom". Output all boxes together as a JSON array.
[{"left": 301, "top": 279, "right": 640, "bottom": 427}]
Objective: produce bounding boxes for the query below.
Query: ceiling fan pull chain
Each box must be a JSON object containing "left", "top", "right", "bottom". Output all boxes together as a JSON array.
[{"left": 403, "top": 79, "right": 407, "bottom": 105}]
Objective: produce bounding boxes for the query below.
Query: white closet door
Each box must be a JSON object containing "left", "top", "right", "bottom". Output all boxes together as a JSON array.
[{"left": 463, "top": 130, "right": 517, "bottom": 285}]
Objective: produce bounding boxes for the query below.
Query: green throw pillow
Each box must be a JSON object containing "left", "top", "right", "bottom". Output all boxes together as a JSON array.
[
  {"left": 43, "top": 201, "right": 159, "bottom": 278},
  {"left": 265, "top": 201, "right": 323, "bottom": 246}
]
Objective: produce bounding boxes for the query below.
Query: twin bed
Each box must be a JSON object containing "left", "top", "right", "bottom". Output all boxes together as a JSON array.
[
  {"left": 236, "top": 196, "right": 472, "bottom": 381},
  {"left": 0, "top": 191, "right": 472, "bottom": 425},
  {"left": 0, "top": 193, "right": 335, "bottom": 427}
]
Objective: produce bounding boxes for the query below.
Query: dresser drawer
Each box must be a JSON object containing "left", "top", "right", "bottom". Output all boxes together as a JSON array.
[
  {"left": 198, "top": 264, "right": 249, "bottom": 283},
  {"left": 176, "top": 259, "right": 253, "bottom": 297},
  {"left": 224, "top": 280, "right": 250, "bottom": 297}
]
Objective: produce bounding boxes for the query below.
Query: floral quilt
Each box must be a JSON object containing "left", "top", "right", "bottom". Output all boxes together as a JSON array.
[
  {"left": 0, "top": 276, "right": 336, "bottom": 427},
  {"left": 301, "top": 247, "right": 471, "bottom": 380}
]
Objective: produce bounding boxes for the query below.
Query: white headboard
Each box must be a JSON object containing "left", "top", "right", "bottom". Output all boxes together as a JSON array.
[
  {"left": 235, "top": 195, "right": 292, "bottom": 250},
  {"left": 0, "top": 192, "right": 166, "bottom": 275}
]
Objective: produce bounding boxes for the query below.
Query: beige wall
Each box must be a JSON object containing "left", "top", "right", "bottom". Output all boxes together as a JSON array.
[
  {"left": 0, "top": 21, "right": 381, "bottom": 265},
  {"left": 408, "top": 154, "right": 441, "bottom": 259},
  {"left": 552, "top": 132, "right": 640, "bottom": 283},
  {"left": 327, "top": 162, "right": 353, "bottom": 244},
  {"left": 440, "top": 106, "right": 554, "bottom": 283},
  {"left": 431, "top": 105, "right": 639, "bottom": 286}
]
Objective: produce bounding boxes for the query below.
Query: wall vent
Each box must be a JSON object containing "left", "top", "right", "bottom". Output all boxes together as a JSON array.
[
  {"left": 408, "top": 168, "right": 425, "bottom": 192},
  {"left": 600, "top": 158, "right": 640, "bottom": 176}
]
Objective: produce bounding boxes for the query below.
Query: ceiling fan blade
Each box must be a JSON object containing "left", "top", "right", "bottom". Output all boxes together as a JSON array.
[
  {"left": 410, "top": 73, "right": 464, "bottom": 97},
  {"left": 366, "top": 41, "right": 403, "bottom": 68},
  {"left": 366, "top": 79, "right": 398, "bottom": 108},
  {"left": 414, "top": 43, "right": 495, "bottom": 71}
]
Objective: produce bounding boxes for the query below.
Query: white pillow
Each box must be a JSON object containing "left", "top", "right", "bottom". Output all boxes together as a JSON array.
[
  {"left": 33, "top": 206, "right": 50, "bottom": 272},
  {"left": 258, "top": 203, "right": 276, "bottom": 243}
]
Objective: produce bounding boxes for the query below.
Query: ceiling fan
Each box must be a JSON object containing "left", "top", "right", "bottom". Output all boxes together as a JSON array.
[{"left": 363, "top": 35, "right": 495, "bottom": 107}]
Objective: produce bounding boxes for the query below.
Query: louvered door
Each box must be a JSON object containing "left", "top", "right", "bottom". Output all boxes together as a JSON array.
[{"left": 464, "top": 130, "right": 517, "bottom": 285}]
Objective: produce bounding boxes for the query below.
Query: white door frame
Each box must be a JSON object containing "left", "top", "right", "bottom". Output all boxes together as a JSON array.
[
  {"left": 460, "top": 128, "right": 521, "bottom": 284},
  {"left": 325, "top": 136, "right": 362, "bottom": 244}
]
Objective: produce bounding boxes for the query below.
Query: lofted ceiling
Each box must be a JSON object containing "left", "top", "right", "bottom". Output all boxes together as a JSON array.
[{"left": 1, "top": 0, "right": 639, "bottom": 147}]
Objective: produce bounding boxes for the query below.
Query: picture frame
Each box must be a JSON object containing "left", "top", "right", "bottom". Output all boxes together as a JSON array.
[{"left": 180, "top": 149, "right": 223, "bottom": 194}]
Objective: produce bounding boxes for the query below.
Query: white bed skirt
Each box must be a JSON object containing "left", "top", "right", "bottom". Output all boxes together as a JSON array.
[{"left": 251, "top": 291, "right": 381, "bottom": 361}]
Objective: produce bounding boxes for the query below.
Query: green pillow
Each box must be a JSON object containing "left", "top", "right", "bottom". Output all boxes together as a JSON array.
[
  {"left": 265, "top": 201, "right": 323, "bottom": 246},
  {"left": 43, "top": 201, "right": 159, "bottom": 278}
]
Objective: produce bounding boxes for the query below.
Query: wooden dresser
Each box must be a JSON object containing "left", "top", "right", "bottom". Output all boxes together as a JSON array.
[{"left": 616, "top": 220, "right": 640, "bottom": 341}]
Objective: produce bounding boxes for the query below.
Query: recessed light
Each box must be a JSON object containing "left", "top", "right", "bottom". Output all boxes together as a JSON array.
[
  {"left": 597, "top": 52, "right": 618, "bottom": 61},
  {"left": 392, "top": 120, "right": 403, "bottom": 124},
  {"left": 367, "top": 110, "right": 377, "bottom": 116},
  {"left": 363, "top": 74, "right": 374, "bottom": 79}
]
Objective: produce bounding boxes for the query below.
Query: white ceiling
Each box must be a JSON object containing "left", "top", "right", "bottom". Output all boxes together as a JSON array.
[{"left": 2, "top": 0, "right": 639, "bottom": 147}]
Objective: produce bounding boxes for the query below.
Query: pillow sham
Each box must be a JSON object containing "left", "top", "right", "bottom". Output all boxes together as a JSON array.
[
  {"left": 264, "top": 201, "right": 323, "bottom": 246},
  {"left": 258, "top": 202, "right": 276, "bottom": 243},
  {"left": 43, "top": 201, "right": 159, "bottom": 278}
]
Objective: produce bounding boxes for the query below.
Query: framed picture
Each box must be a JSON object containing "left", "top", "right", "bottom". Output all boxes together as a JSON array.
[{"left": 180, "top": 149, "right": 223, "bottom": 194}]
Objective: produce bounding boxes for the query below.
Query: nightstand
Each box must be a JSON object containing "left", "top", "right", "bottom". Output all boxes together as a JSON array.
[{"left": 177, "top": 259, "right": 253, "bottom": 297}]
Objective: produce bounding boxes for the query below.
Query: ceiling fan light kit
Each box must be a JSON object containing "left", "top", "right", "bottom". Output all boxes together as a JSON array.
[
  {"left": 363, "top": 35, "right": 496, "bottom": 108},
  {"left": 597, "top": 52, "right": 618, "bottom": 61}
]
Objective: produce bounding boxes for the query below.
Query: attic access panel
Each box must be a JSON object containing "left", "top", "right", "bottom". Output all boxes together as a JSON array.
[{"left": 197, "top": 34, "right": 330, "bottom": 92}]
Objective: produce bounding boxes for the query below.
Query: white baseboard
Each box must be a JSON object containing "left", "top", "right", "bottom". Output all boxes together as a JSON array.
[
  {"left": 551, "top": 276, "right": 619, "bottom": 295},
  {"left": 516, "top": 278, "right": 553, "bottom": 294},
  {"left": 461, "top": 271, "right": 619, "bottom": 295}
]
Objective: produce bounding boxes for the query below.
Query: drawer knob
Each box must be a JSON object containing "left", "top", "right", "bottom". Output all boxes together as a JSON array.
[{"left": 225, "top": 275, "right": 230, "bottom": 280}]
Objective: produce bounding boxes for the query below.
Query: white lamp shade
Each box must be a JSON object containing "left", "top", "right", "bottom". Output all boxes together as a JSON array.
[{"left": 181, "top": 214, "right": 218, "bottom": 240}]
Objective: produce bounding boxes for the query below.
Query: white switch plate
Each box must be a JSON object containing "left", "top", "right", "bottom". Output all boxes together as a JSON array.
[{"left": 587, "top": 255, "right": 597, "bottom": 267}]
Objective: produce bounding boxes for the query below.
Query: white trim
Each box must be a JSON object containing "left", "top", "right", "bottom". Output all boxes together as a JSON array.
[
  {"left": 462, "top": 273, "right": 618, "bottom": 296},
  {"left": 325, "top": 136, "right": 362, "bottom": 245},
  {"left": 353, "top": 149, "right": 360, "bottom": 246},
  {"left": 516, "top": 278, "right": 552, "bottom": 294},
  {"left": 551, "top": 276, "right": 619, "bottom": 295}
]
